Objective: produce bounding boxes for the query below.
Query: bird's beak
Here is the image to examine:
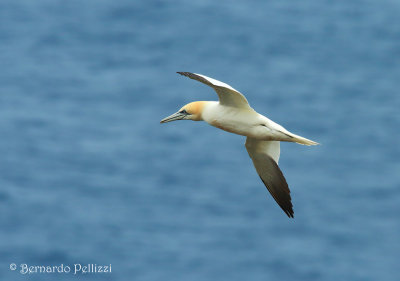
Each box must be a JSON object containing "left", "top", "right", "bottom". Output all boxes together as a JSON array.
[{"left": 160, "top": 112, "right": 186, "bottom": 123}]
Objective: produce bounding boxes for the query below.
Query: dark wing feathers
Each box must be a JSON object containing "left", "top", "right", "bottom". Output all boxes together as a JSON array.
[
  {"left": 255, "top": 155, "right": 293, "bottom": 218},
  {"left": 177, "top": 72, "right": 215, "bottom": 87}
]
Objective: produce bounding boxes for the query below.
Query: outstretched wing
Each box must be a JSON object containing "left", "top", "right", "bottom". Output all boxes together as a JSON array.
[
  {"left": 177, "top": 72, "right": 250, "bottom": 109},
  {"left": 245, "top": 138, "right": 294, "bottom": 218}
]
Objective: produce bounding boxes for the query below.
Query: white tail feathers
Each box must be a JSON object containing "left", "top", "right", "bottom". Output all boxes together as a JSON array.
[{"left": 292, "top": 135, "right": 319, "bottom": 146}]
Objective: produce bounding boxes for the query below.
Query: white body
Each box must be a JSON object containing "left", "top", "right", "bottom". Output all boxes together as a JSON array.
[{"left": 202, "top": 101, "right": 295, "bottom": 142}]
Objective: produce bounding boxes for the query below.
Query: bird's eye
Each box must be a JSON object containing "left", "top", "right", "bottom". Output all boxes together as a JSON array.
[{"left": 180, "top": 109, "right": 188, "bottom": 114}]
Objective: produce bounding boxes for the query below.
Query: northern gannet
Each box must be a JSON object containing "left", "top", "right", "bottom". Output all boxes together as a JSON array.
[{"left": 161, "top": 72, "right": 318, "bottom": 218}]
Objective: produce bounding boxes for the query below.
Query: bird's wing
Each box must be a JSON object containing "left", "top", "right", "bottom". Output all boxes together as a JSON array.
[
  {"left": 177, "top": 72, "right": 250, "bottom": 109},
  {"left": 245, "top": 137, "right": 294, "bottom": 218}
]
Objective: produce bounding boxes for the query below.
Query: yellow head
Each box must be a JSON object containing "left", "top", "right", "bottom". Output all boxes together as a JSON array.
[{"left": 160, "top": 101, "right": 207, "bottom": 123}]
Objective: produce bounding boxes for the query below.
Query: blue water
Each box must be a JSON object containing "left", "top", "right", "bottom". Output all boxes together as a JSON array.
[{"left": 0, "top": 0, "right": 399, "bottom": 280}]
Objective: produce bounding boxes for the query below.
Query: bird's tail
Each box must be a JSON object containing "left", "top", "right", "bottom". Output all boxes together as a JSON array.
[{"left": 292, "top": 134, "right": 319, "bottom": 146}]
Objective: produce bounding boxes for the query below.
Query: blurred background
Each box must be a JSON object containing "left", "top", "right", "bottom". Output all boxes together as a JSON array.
[{"left": 0, "top": 0, "right": 399, "bottom": 280}]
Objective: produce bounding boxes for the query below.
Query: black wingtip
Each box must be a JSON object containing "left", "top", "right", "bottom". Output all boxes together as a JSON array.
[
  {"left": 283, "top": 201, "right": 294, "bottom": 218},
  {"left": 259, "top": 176, "right": 294, "bottom": 219},
  {"left": 281, "top": 204, "right": 294, "bottom": 218},
  {"left": 177, "top": 71, "right": 191, "bottom": 77},
  {"left": 286, "top": 209, "right": 295, "bottom": 219}
]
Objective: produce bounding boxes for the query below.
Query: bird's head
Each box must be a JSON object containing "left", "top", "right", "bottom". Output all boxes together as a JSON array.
[{"left": 160, "top": 101, "right": 207, "bottom": 123}]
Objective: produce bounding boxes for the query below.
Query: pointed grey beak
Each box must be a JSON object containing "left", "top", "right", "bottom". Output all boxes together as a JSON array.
[{"left": 160, "top": 112, "right": 186, "bottom": 123}]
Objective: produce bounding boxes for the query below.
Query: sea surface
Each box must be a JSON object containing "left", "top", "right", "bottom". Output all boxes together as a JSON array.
[{"left": 0, "top": 0, "right": 399, "bottom": 280}]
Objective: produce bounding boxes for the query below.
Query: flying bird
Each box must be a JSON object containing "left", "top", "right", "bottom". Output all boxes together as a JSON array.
[{"left": 161, "top": 72, "right": 318, "bottom": 218}]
